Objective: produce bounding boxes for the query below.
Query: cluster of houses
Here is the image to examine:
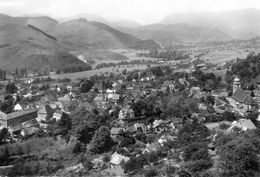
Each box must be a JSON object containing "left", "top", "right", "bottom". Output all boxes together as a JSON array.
[{"left": 0, "top": 68, "right": 260, "bottom": 176}]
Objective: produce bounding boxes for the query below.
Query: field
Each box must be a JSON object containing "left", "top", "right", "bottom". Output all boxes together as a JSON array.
[
  {"left": 200, "top": 49, "right": 247, "bottom": 64},
  {"left": 200, "top": 49, "right": 260, "bottom": 64},
  {"left": 50, "top": 65, "right": 148, "bottom": 80},
  {"left": 35, "top": 48, "right": 260, "bottom": 81},
  {"left": 50, "top": 49, "right": 159, "bottom": 80}
]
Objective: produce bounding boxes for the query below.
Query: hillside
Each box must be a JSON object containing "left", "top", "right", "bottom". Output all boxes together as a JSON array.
[
  {"left": 161, "top": 8, "right": 260, "bottom": 39},
  {"left": 110, "top": 20, "right": 141, "bottom": 28},
  {"left": 0, "top": 14, "right": 160, "bottom": 72},
  {"left": 0, "top": 14, "right": 90, "bottom": 73},
  {"left": 121, "top": 23, "right": 231, "bottom": 44},
  {"left": 27, "top": 17, "right": 159, "bottom": 50},
  {"left": 59, "top": 13, "right": 107, "bottom": 23}
]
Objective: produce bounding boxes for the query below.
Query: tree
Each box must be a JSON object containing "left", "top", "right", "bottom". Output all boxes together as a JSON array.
[
  {"left": 222, "top": 111, "right": 236, "bottom": 121},
  {"left": 87, "top": 126, "right": 114, "bottom": 154},
  {"left": 186, "top": 160, "right": 213, "bottom": 174},
  {"left": 54, "top": 113, "right": 72, "bottom": 140},
  {"left": 123, "top": 155, "right": 147, "bottom": 173},
  {"left": 119, "top": 135, "right": 135, "bottom": 148},
  {"left": 0, "top": 128, "right": 9, "bottom": 145},
  {"left": 183, "top": 142, "right": 210, "bottom": 162},
  {"left": 218, "top": 137, "right": 259, "bottom": 177},
  {"left": 79, "top": 80, "right": 94, "bottom": 93},
  {"left": 177, "top": 169, "right": 191, "bottom": 177},
  {"left": 144, "top": 167, "right": 159, "bottom": 177},
  {"left": 5, "top": 82, "right": 17, "bottom": 94},
  {"left": 122, "top": 69, "right": 127, "bottom": 75},
  {"left": 147, "top": 152, "right": 159, "bottom": 163},
  {"left": 178, "top": 122, "right": 210, "bottom": 146},
  {"left": 135, "top": 132, "right": 147, "bottom": 143}
]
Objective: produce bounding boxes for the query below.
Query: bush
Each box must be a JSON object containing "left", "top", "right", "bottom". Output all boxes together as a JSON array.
[
  {"left": 186, "top": 160, "right": 213, "bottom": 173},
  {"left": 177, "top": 169, "right": 191, "bottom": 177},
  {"left": 165, "top": 165, "right": 176, "bottom": 177},
  {"left": 103, "top": 154, "right": 110, "bottom": 162},
  {"left": 183, "top": 142, "right": 210, "bottom": 162},
  {"left": 135, "top": 132, "right": 147, "bottom": 143},
  {"left": 219, "top": 123, "right": 230, "bottom": 130},
  {"left": 144, "top": 167, "right": 159, "bottom": 177},
  {"left": 147, "top": 152, "right": 159, "bottom": 163}
]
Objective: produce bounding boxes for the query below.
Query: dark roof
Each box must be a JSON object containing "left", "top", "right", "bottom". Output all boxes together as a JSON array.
[
  {"left": 110, "top": 127, "right": 124, "bottom": 135},
  {"left": 4, "top": 109, "right": 37, "bottom": 120},
  {"left": 231, "top": 88, "right": 254, "bottom": 104},
  {"left": 93, "top": 83, "right": 103, "bottom": 90}
]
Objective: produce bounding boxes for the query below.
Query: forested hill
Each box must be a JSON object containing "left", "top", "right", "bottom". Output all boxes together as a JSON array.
[{"left": 226, "top": 53, "right": 260, "bottom": 85}]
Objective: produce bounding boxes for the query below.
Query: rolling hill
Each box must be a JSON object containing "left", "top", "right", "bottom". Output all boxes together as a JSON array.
[
  {"left": 110, "top": 20, "right": 141, "bottom": 28},
  {"left": 120, "top": 23, "right": 231, "bottom": 44},
  {"left": 161, "top": 8, "right": 260, "bottom": 39},
  {"left": 0, "top": 14, "right": 159, "bottom": 72},
  {"left": 0, "top": 14, "right": 90, "bottom": 73}
]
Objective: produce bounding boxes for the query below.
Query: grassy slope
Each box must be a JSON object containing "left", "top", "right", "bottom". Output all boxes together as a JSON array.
[{"left": 0, "top": 15, "right": 89, "bottom": 72}]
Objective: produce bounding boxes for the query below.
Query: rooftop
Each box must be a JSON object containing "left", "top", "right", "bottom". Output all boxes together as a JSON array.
[{"left": 0, "top": 109, "right": 37, "bottom": 120}]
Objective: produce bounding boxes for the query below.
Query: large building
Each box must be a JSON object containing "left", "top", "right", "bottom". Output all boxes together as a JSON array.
[
  {"left": 229, "top": 77, "right": 256, "bottom": 114},
  {"left": 0, "top": 109, "right": 38, "bottom": 131}
]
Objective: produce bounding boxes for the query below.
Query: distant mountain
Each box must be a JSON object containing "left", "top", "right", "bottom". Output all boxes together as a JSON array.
[
  {"left": 0, "top": 14, "right": 159, "bottom": 72},
  {"left": 120, "top": 23, "right": 231, "bottom": 44},
  {"left": 110, "top": 20, "right": 141, "bottom": 28},
  {"left": 0, "top": 14, "right": 90, "bottom": 72},
  {"left": 27, "top": 17, "right": 159, "bottom": 50},
  {"left": 161, "top": 8, "right": 260, "bottom": 39},
  {"left": 59, "top": 13, "right": 107, "bottom": 23}
]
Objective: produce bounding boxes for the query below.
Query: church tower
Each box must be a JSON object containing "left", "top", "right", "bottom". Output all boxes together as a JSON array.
[{"left": 233, "top": 76, "right": 240, "bottom": 94}]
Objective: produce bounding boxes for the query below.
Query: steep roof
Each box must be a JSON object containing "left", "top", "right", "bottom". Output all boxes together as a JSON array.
[
  {"left": 227, "top": 119, "right": 256, "bottom": 132},
  {"left": 231, "top": 88, "right": 254, "bottom": 104},
  {"left": 110, "top": 127, "right": 124, "bottom": 135},
  {"left": 110, "top": 152, "right": 130, "bottom": 165}
]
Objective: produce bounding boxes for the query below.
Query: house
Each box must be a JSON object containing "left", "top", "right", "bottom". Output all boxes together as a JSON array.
[
  {"left": 66, "top": 85, "right": 73, "bottom": 91},
  {"left": 161, "top": 81, "right": 174, "bottom": 92},
  {"left": 94, "top": 95, "right": 105, "bottom": 104},
  {"left": 133, "top": 123, "right": 145, "bottom": 132},
  {"left": 226, "top": 119, "right": 256, "bottom": 133},
  {"left": 14, "top": 103, "right": 23, "bottom": 111},
  {"left": 37, "top": 105, "right": 54, "bottom": 122},
  {"left": 143, "top": 142, "right": 160, "bottom": 154},
  {"left": 171, "top": 118, "right": 183, "bottom": 127},
  {"left": 213, "top": 106, "right": 225, "bottom": 114},
  {"left": 52, "top": 110, "right": 63, "bottom": 121},
  {"left": 80, "top": 101, "right": 94, "bottom": 111},
  {"left": 229, "top": 77, "right": 257, "bottom": 114},
  {"left": 110, "top": 127, "right": 124, "bottom": 140},
  {"left": 152, "top": 119, "right": 170, "bottom": 132},
  {"left": 110, "top": 152, "right": 130, "bottom": 167},
  {"left": 110, "top": 94, "right": 120, "bottom": 103},
  {"left": 118, "top": 106, "right": 134, "bottom": 120},
  {"left": 91, "top": 156, "right": 105, "bottom": 169},
  {"left": 190, "top": 87, "right": 201, "bottom": 94},
  {"left": 204, "top": 121, "right": 232, "bottom": 132},
  {"left": 106, "top": 165, "right": 126, "bottom": 177},
  {"left": 230, "top": 88, "right": 256, "bottom": 113},
  {"left": 92, "top": 83, "right": 103, "bottom": 93},
  {"left": 0, "top": 109, "right": 38, "bottom": 132}
]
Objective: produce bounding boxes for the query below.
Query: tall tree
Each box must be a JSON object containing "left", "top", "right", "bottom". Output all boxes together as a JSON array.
[{"left": 87, "top": 126, "right": 114, "bottom": 154}]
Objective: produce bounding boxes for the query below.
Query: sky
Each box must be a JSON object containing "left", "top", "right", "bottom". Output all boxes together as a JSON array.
[{"left": 1, "top": 0, "right": 260, "bottom": 24}]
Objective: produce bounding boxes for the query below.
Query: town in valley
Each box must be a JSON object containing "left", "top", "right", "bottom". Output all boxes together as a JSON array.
[{"left": 0, "top": 0, "right": 260, "bottom": 176}]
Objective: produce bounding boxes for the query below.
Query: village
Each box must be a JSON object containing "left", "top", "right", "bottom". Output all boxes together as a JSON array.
[{"left": 0, "top": 53, "right": 259, "bottom": 177}]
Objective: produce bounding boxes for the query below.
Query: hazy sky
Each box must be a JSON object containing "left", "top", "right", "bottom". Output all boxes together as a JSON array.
[{"left": 1, "top": 0, "right": 260, "bottom": 24}]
